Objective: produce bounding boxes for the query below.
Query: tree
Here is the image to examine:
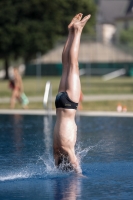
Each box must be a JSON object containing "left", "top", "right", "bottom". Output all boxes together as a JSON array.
[
  {"left": 0, "top": 0, "right": 96, "bottom": 79},
  {"left": 120, "top": 27, "right": 133, "bottom": 48}
]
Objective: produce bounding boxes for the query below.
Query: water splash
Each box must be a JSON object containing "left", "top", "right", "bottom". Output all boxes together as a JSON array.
[
  {"left": 0, "top": 141, "right": 104, "bottom": 182},
  {"left": 38, "top": 154, "right": 57, "bottom": 174},
  {"left": 75, "top": 141, "right": 101, "bottom": 160},
  {"left": 0, "top": 171, "right": 29, "bottom": 182}
]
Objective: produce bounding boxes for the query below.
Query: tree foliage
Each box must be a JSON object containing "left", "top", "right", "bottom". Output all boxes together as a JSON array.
[
  {"left": 0, "top": 0, "right": 96, "bottom": 78},
  {"left": 120, "top": 27, "right": 133, "bottom": 47}
]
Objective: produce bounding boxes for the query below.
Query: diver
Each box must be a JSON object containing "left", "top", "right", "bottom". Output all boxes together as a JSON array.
[{"left": 53, "top": 13, "right": 91, "bottom": 174}]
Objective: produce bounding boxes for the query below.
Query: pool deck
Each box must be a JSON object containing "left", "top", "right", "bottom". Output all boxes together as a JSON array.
[{"left": 0, "top": 109, "right": 133, "bottom": 117}]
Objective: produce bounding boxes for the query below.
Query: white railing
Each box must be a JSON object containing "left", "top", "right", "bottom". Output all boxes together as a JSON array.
[
  {"left": 43, "top": 81, "right": 52, "bottom": 112},
  {"left": 43, "top": 81, "right": 53, "bottom": 151},
  {"left": 103, "top": 68, "right": 126, "bottom": 81}
]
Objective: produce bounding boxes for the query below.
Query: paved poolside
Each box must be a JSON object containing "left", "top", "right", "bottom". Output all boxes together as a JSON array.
[{"left": 0, "top": 109, "right": 133, "bottom": 117}]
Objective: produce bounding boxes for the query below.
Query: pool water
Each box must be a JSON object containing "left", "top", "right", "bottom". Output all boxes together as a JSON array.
[{"left": 0, "top": 114, "right": 133, "bottom": 200}]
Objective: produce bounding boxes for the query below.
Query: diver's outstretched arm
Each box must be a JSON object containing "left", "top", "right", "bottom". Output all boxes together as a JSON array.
[{"left": 67, "top": 149, "right": 82, "bottom": 174}]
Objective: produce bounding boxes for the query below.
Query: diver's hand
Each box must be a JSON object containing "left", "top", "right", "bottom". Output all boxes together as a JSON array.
[{"left": 76, "top": 173, "right": 88, "bottom": 178}]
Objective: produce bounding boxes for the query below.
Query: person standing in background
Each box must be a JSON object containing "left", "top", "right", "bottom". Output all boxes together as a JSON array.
[{"left": 9, "top": 68, "right": 29, "bottom": 109}]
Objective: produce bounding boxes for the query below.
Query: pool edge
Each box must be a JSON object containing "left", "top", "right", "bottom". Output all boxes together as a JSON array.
[{"left": 0, "top": 109, "right": 133, "bottom": 117}]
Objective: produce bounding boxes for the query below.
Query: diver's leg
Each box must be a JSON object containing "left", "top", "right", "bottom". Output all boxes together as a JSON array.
[
  {"left": 58, "top": 33, "right": 73, "bottom": 92},
  {"left": 66, "top": 15, "right": 91, "bottom": 102},
  {"left": 58, "top": 13, "right": 83, "bottom": 92}
]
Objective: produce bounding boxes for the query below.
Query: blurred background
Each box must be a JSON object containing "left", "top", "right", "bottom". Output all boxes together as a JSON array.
[{"left": 0, "top": 0, "right": 133, "bottom": 111}]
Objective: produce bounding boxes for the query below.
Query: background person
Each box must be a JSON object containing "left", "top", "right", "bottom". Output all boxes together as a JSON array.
[{"left": 9, "top": 67, "right": 29, "bottom": 109}]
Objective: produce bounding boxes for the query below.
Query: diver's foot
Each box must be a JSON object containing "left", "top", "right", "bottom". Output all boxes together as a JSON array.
[
  {"left": 73, "top": 14, "right": 91, "bottom": 32},
  {"left": 68, "top": 13, "right": 83, "bottom": 30}
]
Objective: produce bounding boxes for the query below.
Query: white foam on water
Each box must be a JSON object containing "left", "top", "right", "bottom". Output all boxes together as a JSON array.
[
  {"left": 0, "top": 156, "right": 64, "bottom": 182},
  {"left": 0, "top": 172, "right": 29, "bottom": 182},
  {"left": 0, "top": 162, "right": 45, "bottom": 182}
]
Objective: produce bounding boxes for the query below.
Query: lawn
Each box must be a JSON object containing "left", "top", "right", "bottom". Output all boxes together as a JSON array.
[{"left": 0, "top": 76, "right": 133, "bottom": 111}]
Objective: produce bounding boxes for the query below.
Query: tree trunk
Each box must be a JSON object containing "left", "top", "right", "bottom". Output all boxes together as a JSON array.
[{"left": 4, "top": 58, "right": 9, "bottom": 79}]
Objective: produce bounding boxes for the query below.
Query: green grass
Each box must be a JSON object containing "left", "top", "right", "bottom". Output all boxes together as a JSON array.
[
  {"left": 0, "top": 100, "right": 133, "bottom": 111},
  {"left": 81, "top": 76, "right": 133, "bottom": 94},
  {"left": 1, "top": 76, "right": 133, "bottom": 96},
  {"left": 0, "top": 76, "right": 60, "bottom": 97},
  {"left": 1, "top": 76, "right": 133, "bottom": 111}
]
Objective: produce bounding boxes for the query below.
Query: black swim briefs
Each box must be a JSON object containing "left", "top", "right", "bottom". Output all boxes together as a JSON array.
[{"left": 55, "top": 92, "right": 78, "bottom": 110}]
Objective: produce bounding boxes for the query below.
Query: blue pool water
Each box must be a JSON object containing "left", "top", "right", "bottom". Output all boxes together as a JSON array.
[{"left": 0, "top": 114, "right": 133, "bottom": 200}]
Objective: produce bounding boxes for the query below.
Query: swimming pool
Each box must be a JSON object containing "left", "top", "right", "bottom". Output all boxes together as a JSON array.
[{"left": 0, "top": 114, "right": 133, "bottom": 200}]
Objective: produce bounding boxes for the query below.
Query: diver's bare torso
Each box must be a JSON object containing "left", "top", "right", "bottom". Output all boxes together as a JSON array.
[
  {"left": 53, "top": 108, "right": 77, "bottom": 153},
  {"left": 53, "top": 108, "right": 83, "bottom": 174}
]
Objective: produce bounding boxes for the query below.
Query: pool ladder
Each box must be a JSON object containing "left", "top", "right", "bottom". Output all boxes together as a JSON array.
[{"left": 43, "top": 81, "right": 52, "bottom": 113}]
